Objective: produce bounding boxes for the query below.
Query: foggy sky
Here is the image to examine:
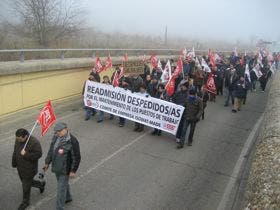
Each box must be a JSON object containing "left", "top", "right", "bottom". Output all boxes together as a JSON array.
[
  {"left": 80, "top": 0, "right": 280, "bottom": 42},
  {"left": 1, "top": 0, "right": 279, "bottom": 42}
]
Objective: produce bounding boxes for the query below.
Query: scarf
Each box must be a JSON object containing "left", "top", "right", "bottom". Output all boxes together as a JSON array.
[
  {"left": 188, "top": 95, "right": 197, "bottom": 103},
  {"left": 54, "top": 131, "right": 71, "bottom": 151}
]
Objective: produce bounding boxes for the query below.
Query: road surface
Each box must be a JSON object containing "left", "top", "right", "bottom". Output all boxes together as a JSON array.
[{"left": 0, "top": 89, "right": 268, "bottom": 210}]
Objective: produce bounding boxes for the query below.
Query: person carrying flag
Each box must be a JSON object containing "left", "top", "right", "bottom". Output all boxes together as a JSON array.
[{"left": 12, "top": 128, "right": 45, "bottom": 210}]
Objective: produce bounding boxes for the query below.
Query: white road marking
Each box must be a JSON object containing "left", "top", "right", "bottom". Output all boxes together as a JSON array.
[{"left": 28, "top": 131, "right": 149, "bottom": 209}]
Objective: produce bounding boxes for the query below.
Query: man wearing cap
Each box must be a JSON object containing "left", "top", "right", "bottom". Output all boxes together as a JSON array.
[
  {"left": 43, "top": 122, "right": 81, "bottom": 210},
  {"left": 177, "top": 88, "right": 203, "bottom": 149}
]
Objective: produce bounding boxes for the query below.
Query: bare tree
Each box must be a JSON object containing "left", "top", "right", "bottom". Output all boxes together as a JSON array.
[{"left": 12, "top": 0, "right": 83, "bottom": 47}]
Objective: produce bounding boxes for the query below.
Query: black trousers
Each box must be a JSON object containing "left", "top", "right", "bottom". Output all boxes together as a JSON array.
[
  {"left": 260, "top": 77, "right": 267, "bottom": 91},
  {"left": 20, "top": 176, "right": 42, "bottom": 205}
]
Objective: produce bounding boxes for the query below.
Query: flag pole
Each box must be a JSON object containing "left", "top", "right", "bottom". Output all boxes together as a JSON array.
[{"left": 23, "top": 120, "right": 38, "bottom": 150}]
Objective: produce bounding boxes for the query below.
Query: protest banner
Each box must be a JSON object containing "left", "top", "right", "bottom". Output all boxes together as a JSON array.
[{"left": 84, "top": 81, "right": 185, "bottom": 135}]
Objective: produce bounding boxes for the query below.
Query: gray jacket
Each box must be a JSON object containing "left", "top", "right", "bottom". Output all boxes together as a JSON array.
[{"left": 45, "top": 133, "right": 81, "bottom": 175}]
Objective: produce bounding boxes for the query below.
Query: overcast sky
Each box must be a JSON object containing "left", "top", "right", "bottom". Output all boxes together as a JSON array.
[
  {"left": 80, "top": 0, "right": 280, "bottom": 42},
  {"left": 1, "top": 0, "right": 279, "bottom": 42}
]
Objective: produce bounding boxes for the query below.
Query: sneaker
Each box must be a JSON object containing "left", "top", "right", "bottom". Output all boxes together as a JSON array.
[
  {"left": 119, "top": 124, "right": 124, "bottom": 127},
  {"left": 138, "top": 128, "right": 144, "bottom": 132},
  {"left": 151, "top": 130, "right": 157, "bottom": 135},
  {"left": 232, "top": 109, "right": 237, "bottom": 113},
  {"left": 65, "top": 199, "right": 73, "bottom": 204},
  {"left": 177, "top": 144, "right": 184, "bottom": 149},
  {"left": 134, "top": 127, "right": 139, "bottom": 132},
  {"left": 188, "top": 142, "right": 192, "bottom": 146},
  {"left": 97, "top": 120, "right": 103, "bottom": 123}
]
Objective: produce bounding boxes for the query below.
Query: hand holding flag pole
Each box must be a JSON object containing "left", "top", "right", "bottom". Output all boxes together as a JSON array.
[{"left": 22, "top": 120, "right": 39, "bottom": 151}]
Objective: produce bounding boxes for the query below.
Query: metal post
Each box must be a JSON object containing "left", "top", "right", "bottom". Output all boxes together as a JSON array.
[
  {"left": 19, "top": 51, "right": 24, "bottom": 62},
  {"left": 60, "top": 51, "right": 65, "bottom": 60}
]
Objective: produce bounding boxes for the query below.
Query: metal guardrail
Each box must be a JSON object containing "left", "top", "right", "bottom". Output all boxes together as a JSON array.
[{"left": 0, "top": 48, "right": 237, "bottom": 62}]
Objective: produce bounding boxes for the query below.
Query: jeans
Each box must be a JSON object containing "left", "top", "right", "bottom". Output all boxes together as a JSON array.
[
  {"left": 84, "top": 107, "right": 96, "bottom": 120},
  {"left": 224, "top": 88, "right": 234, "bottom": 106},
  {"left": 176, "top": 117, "right": 185, "bottom": 139},
  {"left": 179, "top": 120, "right": 197, "bottom": 145},
  {"left": 98, "top": 111, "right": 114, "bottom": 121},
  {"left": 251, "top": 80, "right": 256, "bottom": 91},
  {"left": 55, "top": 174, "right": 72, "bottom": 210}
]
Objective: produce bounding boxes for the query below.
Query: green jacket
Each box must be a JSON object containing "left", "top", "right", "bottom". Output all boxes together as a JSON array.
[{"left": 183, "top": 97, "right": 203, "bottom": 121}]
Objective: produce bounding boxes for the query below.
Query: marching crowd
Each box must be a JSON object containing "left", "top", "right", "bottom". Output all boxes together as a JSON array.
[
  {"left": 12, "top": 50, "right": 279, "bottom": 210},
  {"left": 83, "top": 50, "right": 279, "bottom": 148}
]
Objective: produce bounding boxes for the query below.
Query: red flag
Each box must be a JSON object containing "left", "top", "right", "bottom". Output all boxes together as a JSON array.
[
  {"left": 181, "top": 48, "right": 187, "bottom": 58},
  {"left": 95, "top": 57, "right": 104, "bottom": 73},
  {"left": 104, "top": 54, "right": 112, "bottom": 71},
  {"left": 37, "top": 100, "right": 56, "bottom": 137},
  {"left": 119, "top": 66, "right": 125, "bottom": 79},
  {"left": 112, "top": 71, "right": 119, "bottom": 87},
  {"left": 165, "top": 75, "right": 175, "bottom": 96},
  {"left": 208, "top": 49, "right": 215, "bottom": 71},
  {"left": 173, "top": 58, "right": 183, "bottom": 78},
  {"left": 204, "top": 73, "right": 217, "bottom": 95},
  {"left": 122, "top": 53, "right": 128, "bottom": 62},
  {"left": 150, "top": 54, "right": 158, "bottom": 68}
]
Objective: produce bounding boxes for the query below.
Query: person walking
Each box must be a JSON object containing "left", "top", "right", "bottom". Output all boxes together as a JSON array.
[
  {"left": 12, "top": 128, "right": 45, "bottom": 210},
  {"left": 83, "top": 74, "right": 97, "bottom": 121},
  {"left": 224, "top": 65, "right": 238, "bottom": 106},
  {"left": 232, "top": 76, "right": 247, "bottom": 113},
  {"left": 97, "top": 76, "right": 114, "bottom": 123},
  {"left": 43, "top": 122, "right": 81, "bottom": 210},
  {"left": 134, "top": 85, "right": 149, "bottom": 132},
  {"left": 177, "top": 88, "right": 203, "bottom": 148},
  {"left": 173, "top": 84, "right": 189, "bottom": 142}
]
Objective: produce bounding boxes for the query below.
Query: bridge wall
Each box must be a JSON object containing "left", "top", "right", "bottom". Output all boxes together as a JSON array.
[{"left": 0, "top": 56, "right": 174, "bottom": 116}]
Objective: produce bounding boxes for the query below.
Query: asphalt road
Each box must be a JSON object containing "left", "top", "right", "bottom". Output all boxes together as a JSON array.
[{"left": 0, "top": 88, "right": 268, "bottom": 210}]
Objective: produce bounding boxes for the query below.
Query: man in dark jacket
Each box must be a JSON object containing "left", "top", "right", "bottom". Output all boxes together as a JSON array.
[
  {"left": 173, "top": 84, "right": 189, "bottom": 142},
  {"left": 177, "top": 88, "right": 203, "bottom": 148},
  {"left": 232, "top": 76, "right": 247, "bottom": 113},
  {"left": 224, "top": 65, "right": 239, "bottom": 106},
  {"left": 90, "top": 68, "right": 100, "bottom": 83},
  {"left": 43, "top": 122, "right": 81, "bottom": 210},
  {"left": 12, "top": 128, "right": 44, "bottom": 210}
]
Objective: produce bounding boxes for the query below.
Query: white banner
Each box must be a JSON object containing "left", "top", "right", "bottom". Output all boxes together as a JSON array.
[{"left": 84, "top": 81, "right": 185, "bottom": 135}]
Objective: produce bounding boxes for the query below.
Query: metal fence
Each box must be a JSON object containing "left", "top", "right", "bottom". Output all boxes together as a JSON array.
[{"left": 0, "top": 48, "right": 236, "bottom": 62}]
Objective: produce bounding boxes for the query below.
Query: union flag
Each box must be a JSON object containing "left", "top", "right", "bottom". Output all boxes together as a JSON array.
[{"left": 37, "top": 100, "right": 56, "bottom": 136}]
